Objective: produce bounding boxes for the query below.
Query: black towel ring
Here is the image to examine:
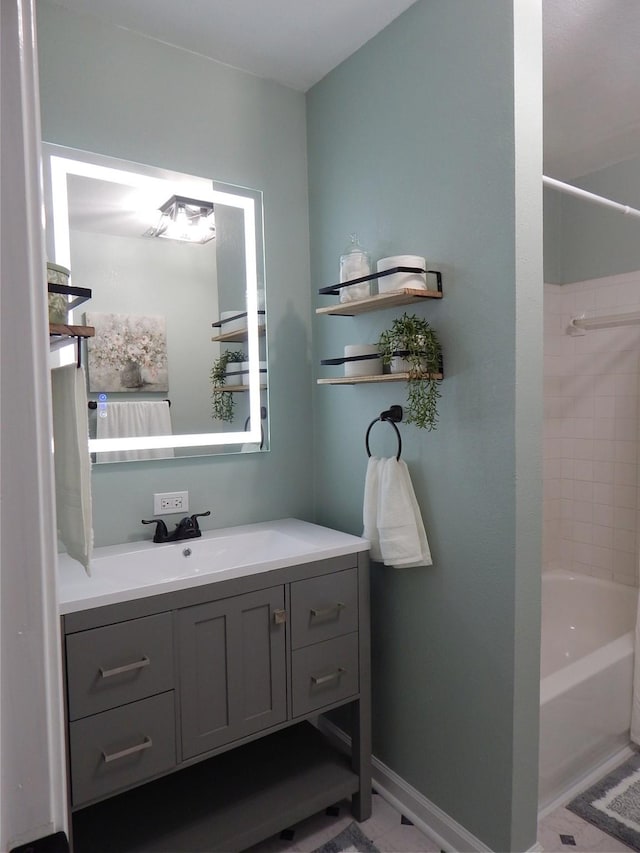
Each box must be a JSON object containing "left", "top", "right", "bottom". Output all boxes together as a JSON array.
[{"left": 365, "top": 405, "right": 403, "bottom": 461}]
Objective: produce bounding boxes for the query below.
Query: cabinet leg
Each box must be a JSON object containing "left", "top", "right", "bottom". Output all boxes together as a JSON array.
[
  {"left": 351, "top": 788, "right": 372, "bottom": 823},
  {"left": 350, "top": 699, "right": 372, "bottom": 821}
]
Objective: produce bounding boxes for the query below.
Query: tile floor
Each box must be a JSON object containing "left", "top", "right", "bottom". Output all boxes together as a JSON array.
[
  {"left": 243, "top": 791, "right": 442, "bottom": 853},
  {"left": 243, "top": 789, "right": 638, "bottom": 853},
  {"left": 537, "top": 804, "right": 635, "bottom": 852}
]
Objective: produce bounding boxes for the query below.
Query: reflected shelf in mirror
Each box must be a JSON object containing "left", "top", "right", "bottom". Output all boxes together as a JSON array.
[{"left": 211, "top": 310, "right": 266, "bottom": 343}]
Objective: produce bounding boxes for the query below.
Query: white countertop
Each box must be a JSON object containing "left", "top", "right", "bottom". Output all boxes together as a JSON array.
[{"left": 58, "top": 518, "right": 369, "bottom": 614}]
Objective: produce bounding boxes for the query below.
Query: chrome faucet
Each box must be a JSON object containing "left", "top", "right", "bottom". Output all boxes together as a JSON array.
[{"left": 142, "top": 511, "right": 211, "bottom": 543}]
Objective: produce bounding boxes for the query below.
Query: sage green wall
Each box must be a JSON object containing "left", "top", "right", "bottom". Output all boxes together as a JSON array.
[
  {"left": 543, "top": 187, "right": 564, "bottom": 283},
  {"left": 37, "top": 1, "right": 313, "bottom": 545},
  {"left": 546, "top": 156, "right": 640, "bottom": 283},
  {"left": 306, "top": 2, "right": 541, "bottom": 850}
]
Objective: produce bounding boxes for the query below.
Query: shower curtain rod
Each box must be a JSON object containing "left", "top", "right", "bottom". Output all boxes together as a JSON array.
[
  {"left": 543, "top": 175, "right": 640, "bottom": 221},
  {"left": 569, "top": 309, "right": 640, "bottom": 333}
]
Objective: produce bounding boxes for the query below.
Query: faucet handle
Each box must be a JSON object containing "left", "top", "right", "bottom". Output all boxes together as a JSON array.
[
  {"left": 190, "top": 510, "right": 211, "bottom": 531},
  {"left": 142, "top": 518, "right": 169, "bottom": 543}
]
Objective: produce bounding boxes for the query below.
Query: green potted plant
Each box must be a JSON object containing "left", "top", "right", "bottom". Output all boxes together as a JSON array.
[
  {"left": 377, "top": 312, "right": 442, "bottom": 431},
  {"left": 210, "top": 349, "right": 246, "bottom": 422}
]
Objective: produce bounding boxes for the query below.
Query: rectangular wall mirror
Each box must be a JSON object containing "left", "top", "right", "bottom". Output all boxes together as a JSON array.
[{"left": 42, "top": 144, "right": 269, "bottom": 462}]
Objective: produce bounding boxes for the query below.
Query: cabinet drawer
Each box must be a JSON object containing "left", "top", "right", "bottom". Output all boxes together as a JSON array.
[
  {"left": 66, "top": 612, "right": 174, "bottom": 720},
  {"left": 291, "top": 633, "right": 359, "bottom": 717},
  {"left": 69, "top": 691, "right": 176, "bottom": 807},
  {"left": 290, "top": 568, "right": 358, "bottom": 649}
]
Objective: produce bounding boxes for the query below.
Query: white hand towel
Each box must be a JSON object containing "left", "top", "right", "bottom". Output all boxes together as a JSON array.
[
  {"left": 362, "top": 456, "right": 383, "bottom": 561},
  {"left": 96, "top": 401, "right": 174, "bottom": 462},
  {"left": 377, "top": 458, "right": 432, "bottom": 568},
  {"left": 51, "top": 364, "right": 93, "bottom": 575}
]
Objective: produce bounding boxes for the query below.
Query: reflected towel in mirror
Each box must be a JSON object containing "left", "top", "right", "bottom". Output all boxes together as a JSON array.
[
  {"left": 51, "top": 364, "right": 93, "bottom": 575},
  {"left": 96, "top": 401, "right": 174, "bottom": 463}
]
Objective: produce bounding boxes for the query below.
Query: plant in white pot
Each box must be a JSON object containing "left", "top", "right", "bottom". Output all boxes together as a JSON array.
[
  {"left": 377, "top": 312, "right": 442, "bottom": 430},
  {"left": 210, "top": 349, "right": 246, "bottom": 422}
]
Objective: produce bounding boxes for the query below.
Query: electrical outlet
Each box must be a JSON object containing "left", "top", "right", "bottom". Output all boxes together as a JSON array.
[{"left": 153, "top": 491, "right": 189, "bottom": 515}]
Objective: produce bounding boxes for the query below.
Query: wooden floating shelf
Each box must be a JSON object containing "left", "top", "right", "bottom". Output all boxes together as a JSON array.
[
  {"left": 212, "top": 384, "right": 267, "bottom": 392},
  {"left": 211, "top": 325, "right": 266, "bottom": 343},
  {"left": 316, "top": 288, "right": 442, "bottom": 317},
  {"left": 317, "top": 372, "right": 443, "bottom": 386},
  {"left": 49, "top": 323, "right": 95, "bottom": 338},
  {"left": 49, "top": 323, "right": 95, "bottom": 353}
]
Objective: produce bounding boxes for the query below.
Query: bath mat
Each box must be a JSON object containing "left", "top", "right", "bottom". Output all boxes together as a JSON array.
[
  {"left": 567, "top": 752, "right": 640, "bottom": 851},
  {"left": 311, "top": 821, "right": 380, "bottom": 853}
]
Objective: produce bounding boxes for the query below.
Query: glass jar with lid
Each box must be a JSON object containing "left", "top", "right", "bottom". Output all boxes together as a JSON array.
[{"left": 339, "top": 234, "right": 371, "bottom": 303}]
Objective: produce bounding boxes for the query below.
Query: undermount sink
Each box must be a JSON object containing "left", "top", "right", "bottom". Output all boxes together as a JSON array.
[{"left": 57, "top": 518, "right": 368, "bottom": 614}]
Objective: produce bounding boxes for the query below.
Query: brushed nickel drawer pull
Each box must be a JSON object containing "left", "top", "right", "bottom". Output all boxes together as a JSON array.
[
  {"left": 99, "top": 655, "right": 151, "bottom": 679},
  {"left": 273, "top": 609, "right": 287, "bottom": 625},
  {"left": 311, "top": 667, "right": 346, "bottom": 687},
  {"left": 102, "top": 736, "right": 153, "bottom": 764},
  {"left": 310, "top": 602, "right": 346, "bottom": 619}
]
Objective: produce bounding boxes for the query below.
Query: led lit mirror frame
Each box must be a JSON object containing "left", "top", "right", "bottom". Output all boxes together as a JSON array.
[{"left": 43, "top": 144, "right": 266, "bottom": 457}]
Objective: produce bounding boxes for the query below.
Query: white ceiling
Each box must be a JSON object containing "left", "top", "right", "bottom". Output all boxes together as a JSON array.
[
  {"left": 47, "top": 0, "right": 640, "bottom": 181},
  {"left": 543, "top": 0, "right": 640, "bottom": 179},
  {"left": 46, "top": 0, "right": 420, "bottom": 92}
]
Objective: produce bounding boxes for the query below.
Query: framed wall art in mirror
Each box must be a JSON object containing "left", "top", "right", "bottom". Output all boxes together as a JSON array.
[{"left": 42, "top": 144, "right": 268, "bottom": 462}]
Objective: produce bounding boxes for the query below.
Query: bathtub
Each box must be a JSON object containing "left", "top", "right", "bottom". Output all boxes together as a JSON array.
[{"left": 538, "top": 571, "right": 637, "bottom": 809}]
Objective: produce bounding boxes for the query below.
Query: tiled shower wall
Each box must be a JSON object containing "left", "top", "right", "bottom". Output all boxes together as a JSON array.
[{"left": 543, "top": 271, "right": 640, "bottom": 586}]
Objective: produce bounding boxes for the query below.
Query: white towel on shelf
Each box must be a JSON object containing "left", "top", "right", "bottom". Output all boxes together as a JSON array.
[
  {"left": 362, "top": 456, "right": 383, "bottom": 561},
  {"left": 96, "top": 401, "right": 174, "bottom": 463},
  {"left": 51, "top": 364, "right": 93, "bottom": 575},
  {"left": 363, "top": 456, "right": 432, "bottom": 568}
]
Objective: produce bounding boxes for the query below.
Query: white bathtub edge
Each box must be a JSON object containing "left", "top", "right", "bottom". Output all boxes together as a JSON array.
[{"left": 540, "top": 632, "right": 634, "bottom": 704}]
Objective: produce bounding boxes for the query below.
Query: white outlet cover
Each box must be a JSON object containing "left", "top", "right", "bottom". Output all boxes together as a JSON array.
[{"left": 153, "top": 491, "right": 189, "bottom": 515}]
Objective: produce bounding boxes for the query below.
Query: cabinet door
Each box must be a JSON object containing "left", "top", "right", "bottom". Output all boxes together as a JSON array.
[{"left": 178, "top": 586, "right": 287, "bottom": 759}]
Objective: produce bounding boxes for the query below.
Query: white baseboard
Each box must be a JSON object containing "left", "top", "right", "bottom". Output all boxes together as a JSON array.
[{"left": 318, "top": 718, "right": 540, "bottom": 853}]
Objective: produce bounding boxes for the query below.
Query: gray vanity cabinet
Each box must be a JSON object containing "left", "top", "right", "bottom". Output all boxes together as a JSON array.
[
  {"left": 62, "top": 551, "right": 371, "bottom": 852},
  {"left": 178, "top": 585, "right": 287, "bottom": 758}
]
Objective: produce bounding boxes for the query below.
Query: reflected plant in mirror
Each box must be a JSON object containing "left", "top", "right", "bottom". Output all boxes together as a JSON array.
[
  {"left": 42, "top": 144, "right": 269, "bottom": 461},
  {"left": 210, "top": 349, "right": 246, "bottom": 422}
]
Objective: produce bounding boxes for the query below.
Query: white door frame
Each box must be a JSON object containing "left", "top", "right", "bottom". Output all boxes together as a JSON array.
[{"left": 1, "top": 0, "right": 68, "bottom": 848}]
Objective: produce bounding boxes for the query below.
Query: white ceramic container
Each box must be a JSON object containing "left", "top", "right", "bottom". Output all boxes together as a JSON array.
[
  {"left": 241, "top": 361, "right": 267, "bottom": 386},
  {"left": 390, "top": 355, "right": 412, "bottom": 374},
  {"left": 344, "top": 344, "right": 382, "bottom": 377},
  {"left": 220, "top": 309, "right": 246, "bottom": 334},
  {"left": 376, "top": 255, "right": 426, "bottom": 293},
  {"left": 47, "top": 261, "right": 70, "bottom": 323},
  {"left": 225, "top": 361, "right": 245, "bottom": 385}
]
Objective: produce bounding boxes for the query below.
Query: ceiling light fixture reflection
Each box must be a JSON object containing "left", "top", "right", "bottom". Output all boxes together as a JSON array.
[{"left": 149, "top": 195, "right": 216, "bottom": 243}]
